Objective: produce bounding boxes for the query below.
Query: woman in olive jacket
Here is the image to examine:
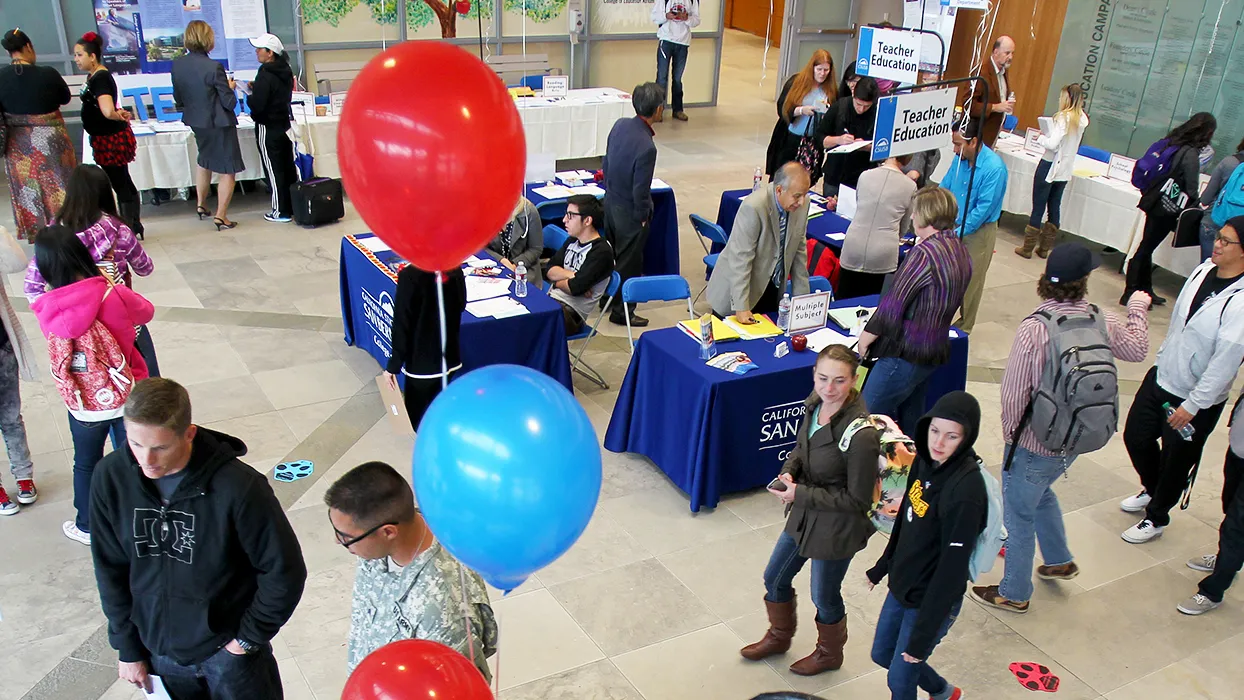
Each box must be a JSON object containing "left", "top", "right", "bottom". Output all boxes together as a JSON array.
[{"left": 740, "top": 344, "right": 880, "bottom": 677}]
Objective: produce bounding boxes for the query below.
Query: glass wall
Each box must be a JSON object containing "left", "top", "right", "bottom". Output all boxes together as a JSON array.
[{"left": 1046, "top": 0, "right": 1244, "bottom": 162}]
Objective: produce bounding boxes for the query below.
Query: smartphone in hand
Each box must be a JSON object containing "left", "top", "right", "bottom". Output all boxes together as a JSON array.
[{"left": 767, "top": 477, "right": 788, "bottom": 492}]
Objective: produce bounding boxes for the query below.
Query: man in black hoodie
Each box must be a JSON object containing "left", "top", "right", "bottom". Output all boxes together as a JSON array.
[
  {"left": 246, "top": 33, "right": 298, "bottom": 223},
  {"left": 91, "top": 378, "right": 307, "bottom": 698},
  {"left": 865, "top": 391, "right": 987, "bottom": 700}
]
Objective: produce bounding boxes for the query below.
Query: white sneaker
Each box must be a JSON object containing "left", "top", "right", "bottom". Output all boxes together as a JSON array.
[
  {"left": 1120, "top": 491, "right": 1152, "bottom": 513},
  {"left": 62, "top": 521, "right": 91, "bottom": 545},
  {"left": 1122, "top": 519, "right": 1164, "bottom": 544},
  {"left": 264, "top": 213, "right": 293, "bottom": 223},
  {"left": 1188, "top": 554, "right": 1217, "bottom": 572}
]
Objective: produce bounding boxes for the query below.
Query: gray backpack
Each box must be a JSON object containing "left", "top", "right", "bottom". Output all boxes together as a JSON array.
[{"left": 1006, "top": 304, "right": 1118, "bottom": 468}]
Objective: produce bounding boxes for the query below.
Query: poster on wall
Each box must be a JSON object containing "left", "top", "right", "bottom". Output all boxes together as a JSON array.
[
  {"left": 593, "top": 0, "right": 658, "bottom": 34},
  {"left": 97, "top": 0, "right": 267, "bottom": 74},
  {"left": 299, "top": 0, "right": 492, "bottom": 42},
  {"left": 902, "top": 0, "right": 956, "bottom": 74}
]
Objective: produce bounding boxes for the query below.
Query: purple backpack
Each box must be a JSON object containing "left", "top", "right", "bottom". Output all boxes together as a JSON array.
[{"left": 1132, "top": 138, "right": 1182, "bottom": 192}]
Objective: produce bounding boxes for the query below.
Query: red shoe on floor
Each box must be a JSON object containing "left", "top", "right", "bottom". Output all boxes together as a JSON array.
[
  {"left": 0, "top": 487, "right": 17, "bottom": 515},
  {"left": 15, "top": 479, "right": 36, "bottom": 505}
]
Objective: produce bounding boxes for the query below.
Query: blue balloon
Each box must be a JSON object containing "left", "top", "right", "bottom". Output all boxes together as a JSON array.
[{"left": 413, "top": 365, "right": 602, "bottom": 592}]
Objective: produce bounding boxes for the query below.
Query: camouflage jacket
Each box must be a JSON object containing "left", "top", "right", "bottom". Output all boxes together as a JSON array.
[{"left": 346, "top": 542, "right": 498, "bottom": 681}]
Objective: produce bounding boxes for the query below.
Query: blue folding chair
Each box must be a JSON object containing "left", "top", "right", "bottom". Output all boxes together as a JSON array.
[
  {"left": 809, "top": 276, "right": 832, "bottom": 294},
  {"left": 1078, "top": 144, "right": 1111, "bottom": 163},
  {"left": 621, "top": 275, "right": 694, "bottom": 350},
  {"left": 536, "top": 198, "right": 568, "bottom": 225},
  {"left": 1002, "top": 114, "right": 1019, "bottom": 132},
  {"left": 689, "top": 214, "right": 729, "bottom": 302},
  {"left": 557, "top": 271, "right": 622, "bottom": 389},
  {"left": 543, "top": 224, "right": 568, "bottom": 252}
]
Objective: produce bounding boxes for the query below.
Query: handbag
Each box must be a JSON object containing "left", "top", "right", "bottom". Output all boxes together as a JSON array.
[
  {"left": 1173, "top": 207, "right": 1204, "bottom": 248},
  {"left": 794, "top": 112, "right": 825, "bottom": 185}
]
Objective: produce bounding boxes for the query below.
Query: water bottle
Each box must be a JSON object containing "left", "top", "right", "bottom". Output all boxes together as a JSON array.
[
  {"left": 753, "top": 167, "right": 763, "bottom": 191},
  {"left": 777, "top": 293, "right": 791, "bottom": 333},
  {"left": 1163, "top": 402, "right": 1195, "bottom": 441},
  {"left": 515, "top": 262, "right": 528, "bottom": 298}
]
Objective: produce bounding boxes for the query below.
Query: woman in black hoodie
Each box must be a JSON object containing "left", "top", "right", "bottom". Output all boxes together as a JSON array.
[
  {"left": 865, "top": 391, "right": 987, "bottom": 700},
  {"left": 245, "top": 33, "right": 298, "bottom": 223}
]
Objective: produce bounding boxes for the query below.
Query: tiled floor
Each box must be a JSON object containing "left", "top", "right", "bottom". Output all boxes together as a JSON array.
[{"left": 1, "top": 29, "right": 1240, "bottom": 700}]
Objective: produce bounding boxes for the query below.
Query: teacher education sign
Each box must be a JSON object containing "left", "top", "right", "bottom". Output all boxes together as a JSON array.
[
  {"left": 870, "top": 87, "right": 956, "bottom": 160},
  {"left": 856, "top": 26, "right": 923, "bottom": 84}
]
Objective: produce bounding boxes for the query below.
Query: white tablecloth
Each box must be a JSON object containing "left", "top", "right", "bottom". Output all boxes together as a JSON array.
[
  {"left": 82, "top": 120, "right": 267, "bottom": 190},
  {"left": 993, "top": 133, "right": 1202, "bottom": 278},
  {"left": 87, "top": 88, "right": 636, "bottom": 191}
]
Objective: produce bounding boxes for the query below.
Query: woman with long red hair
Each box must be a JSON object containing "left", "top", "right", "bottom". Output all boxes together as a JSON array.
[{"left": 765, "top": 50, "right": 837, "bottom": 186}]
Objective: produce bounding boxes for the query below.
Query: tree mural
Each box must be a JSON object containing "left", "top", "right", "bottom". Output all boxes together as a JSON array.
[{"left": 301, "top": 0, "right": 565, "bottom": 38}]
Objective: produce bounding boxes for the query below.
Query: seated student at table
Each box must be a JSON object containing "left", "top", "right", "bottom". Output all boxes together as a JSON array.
[
  {"left": 857, "top": 186, "right": 972, "bottom": 437},
  {"left": 815, "top": 76, "right": 880, "bottom": 200},
  {"left": 838, "top": 153, "right": 917, "bottom": 299},
  {"left": 486, "top": 196, "right": 542, "bottom": 285},
  {"left": 740, "top": 344, "right": 880, "bottom": 677},
  {"left": 706, "top": 162, "right": 811, "bottom": 323},
  {"left": 383, "top": 265, "right": 467, "bottom": 431},
  {"left": 544, "top": 195, "right": 615, "bottom": 335}
]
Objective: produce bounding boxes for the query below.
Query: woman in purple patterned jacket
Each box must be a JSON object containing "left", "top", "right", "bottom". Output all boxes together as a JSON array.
[{"left": 856, "top": 186, "right": 972, "bottom": 436}]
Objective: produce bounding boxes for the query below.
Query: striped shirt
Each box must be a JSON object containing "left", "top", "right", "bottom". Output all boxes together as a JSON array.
[
  {"left": 864, "top": 229, "right": 972, "bottom": 365},
  {"left": 1001, "top": 297, "right": 1150, "bottom": 456},
  {"left": 24, "top": 215, "right": 152, "bottom": 301}
]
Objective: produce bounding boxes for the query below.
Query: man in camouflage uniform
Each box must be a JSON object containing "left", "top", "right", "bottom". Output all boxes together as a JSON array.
[{"left": 324, "top": 461, "right": 497, "bottom": 679}]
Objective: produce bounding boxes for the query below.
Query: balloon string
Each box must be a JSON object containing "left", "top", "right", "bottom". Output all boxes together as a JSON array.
[
  {"left": 457, "top": 562, "right": 479, "bottom": 684},
  {"left": 436, "top": 272, "right": 449, "bottom": 390},
  {"left": 759, "top": 0, "right": 773, "bottom": 87}
]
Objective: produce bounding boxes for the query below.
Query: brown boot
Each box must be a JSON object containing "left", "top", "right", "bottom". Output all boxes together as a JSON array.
[
  {"left": 789, "top": 617, "right": 847, "bottom": 675},
  {"left": 740, "top": 598, "right": 796, "bottom": 661},
  {"left": 1014, "top": 225, "right": 1040, "bottom": 258},
  {"left": 1036, "top": 222, "right": 1058, "bottom": 258}
]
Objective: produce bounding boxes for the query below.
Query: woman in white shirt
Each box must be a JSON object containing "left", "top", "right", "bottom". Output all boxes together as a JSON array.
[{"left": 1017, "top": 84, "right": 1088, "bottom": 259}]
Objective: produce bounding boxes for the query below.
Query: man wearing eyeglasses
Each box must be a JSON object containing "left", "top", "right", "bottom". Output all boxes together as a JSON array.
[
  {"left": 545, "top": 194, "right": 615, "bottom": 335},
  {"left": 1120, "top": 217, "right": 1244, "bottom": 546},
  {"left": 325, "top": 461, "right": 497, "bottom": 680},
  {"left": 90, "top": 378, "right": 307, "bottom": 698}
]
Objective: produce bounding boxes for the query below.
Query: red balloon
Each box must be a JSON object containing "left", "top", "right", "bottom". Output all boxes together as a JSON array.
[
  {"left": 341, "top": 640, "right": 494, "bottom": 700},
  {"left": 338, "top": 42, "right": 525, "bottom": 271}
]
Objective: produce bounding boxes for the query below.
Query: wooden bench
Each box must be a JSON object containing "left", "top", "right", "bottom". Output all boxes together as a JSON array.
[
  {"left": 484, "top": 53, "right": 559, "bottom": 87},
  {"left": 314, "top": 60, "right": 369, "bottom": 95}
]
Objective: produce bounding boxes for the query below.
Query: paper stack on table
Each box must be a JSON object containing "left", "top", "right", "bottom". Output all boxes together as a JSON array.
[
  {"left": 651, "top": 178, "right": 673, "bottom": 190},
  {"left": 150, "top": 121, "right": 187, "bottom": 133},
  {"left": 532, "top": 184, "right": 574, "bottom": 199},
  {"left": 569, "top": 184, "right": 606, "bottom": 197},
  {"left": 130, "top": 122, "right": 155, "bottom": 136},
  {"left": 725, "top": 315, "right": 783, "bottom": 340},
  {"left": 359, "top": 236, "right": 391, "bottom": 253},
  {"left": 466, "top": 297, "right": 529, "bottom": 318},
  {"left": 805, "top": 326, "right": 857, "bottom": 352},
  {"left": 465, "top": 276, "right": 512, "bottom": 302}
]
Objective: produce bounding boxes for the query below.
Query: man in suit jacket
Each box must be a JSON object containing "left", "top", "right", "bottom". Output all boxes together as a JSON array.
[
  {"left": 602, "top": 82, "right": 664, "bottom": 326},
  {"left": 967, "top": 35, "right": 1016, "bottom": 148},
  {"left": 707, "top": 162, "right": 812, "bottom": 322}
]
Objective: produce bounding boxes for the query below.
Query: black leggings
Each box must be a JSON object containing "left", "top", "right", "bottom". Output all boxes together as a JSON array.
[
  {"left": 100, "top": 164, "right": 139, "bottom": 208},
  {"left": 1126, "top": 212, "right": 1177, "bottom": 293}
]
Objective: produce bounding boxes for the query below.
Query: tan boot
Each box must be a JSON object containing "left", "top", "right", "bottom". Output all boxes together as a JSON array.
[
  {"left": 1014, "top": 225, "right": 1040, "bottom": 259},
  {"left": 740, "top": 598, "right": 796, "bottom": 661},
  {"left": 1036, "top": 222, "right": 1058, "bottom": 258},
  {"left": 789, "top": 617, "right": 847, "bottom": 675}
]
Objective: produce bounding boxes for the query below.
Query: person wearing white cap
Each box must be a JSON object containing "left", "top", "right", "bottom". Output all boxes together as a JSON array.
[{"left": 246, "top": 33, "right": 297, "bottom": 223}]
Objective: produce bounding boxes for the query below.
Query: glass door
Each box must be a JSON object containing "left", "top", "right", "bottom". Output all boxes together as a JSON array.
[{"left": 778, "top": 0, "right": 857, "bottom": 94}]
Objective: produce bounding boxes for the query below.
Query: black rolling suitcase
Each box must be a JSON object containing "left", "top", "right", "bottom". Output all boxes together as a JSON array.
[{"left": 291, "top": 178, "right": 344, "bottom": 227}]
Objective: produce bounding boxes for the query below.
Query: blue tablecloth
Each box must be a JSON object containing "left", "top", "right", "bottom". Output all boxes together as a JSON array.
[
  {"left": 338, "top": 234, "right": 574, "bottom": 391},
  {"left": 716, "top": 188, "right": 851, "bottom": 250},
  {"left": 526, "top": 182, "right": 680, "bottom": 276},
  {"left": 603, "top": 295, "right": 968, "bottom": 512}
]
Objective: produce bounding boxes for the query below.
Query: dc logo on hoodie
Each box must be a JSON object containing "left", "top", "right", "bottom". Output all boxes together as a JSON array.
[{"left": 133, "top": 508, "right": 196, "bottom": 564}]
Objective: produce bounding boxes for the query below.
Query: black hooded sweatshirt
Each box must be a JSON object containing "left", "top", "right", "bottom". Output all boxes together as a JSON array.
[
  {"left": 246, "top": 55, "right": 294, "bottom": 128},
  {"left": 866, "top": 391, "right": 988, "bottom": 660},
  {"left": 90, "top": 428, "right": 308, "bottom": 665}
]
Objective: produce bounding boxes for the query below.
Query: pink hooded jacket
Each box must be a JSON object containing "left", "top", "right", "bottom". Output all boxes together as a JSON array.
[{"left": 30, "top": 277, "right": 155, "bottom": 381}]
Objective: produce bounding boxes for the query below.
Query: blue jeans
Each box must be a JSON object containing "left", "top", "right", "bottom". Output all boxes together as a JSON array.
[
  {"left": 1028, "top": 159, "right": 1067, "bottom": 228},
  {"left": 1201, "top": 214, "right": 1219, "bottom": 262},
  {"left": 68, "top": 414, "right": 126, "bottom": 532},
  {"left": 762, "top": 530, "right": 852, "bottom": 624},
  {"left": 655, "top": 40, "right": 688, "bottom": 112},
  {"left": 152, "top": 643, "right": 284, "bottom": 699},
  {"left": 870, "top": 592, "right": 960, "bottom": 700},
  {"left": 861, "top": 357, "right": 936, "bottom": 438},
  {"left": 999, "top": 444, "right": 1074, "bottom": 601}
]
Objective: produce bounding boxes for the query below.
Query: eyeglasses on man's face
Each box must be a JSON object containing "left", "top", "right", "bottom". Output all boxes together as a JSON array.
[{"left": 329, "top": 511, "right": 398, "bottom": 548}]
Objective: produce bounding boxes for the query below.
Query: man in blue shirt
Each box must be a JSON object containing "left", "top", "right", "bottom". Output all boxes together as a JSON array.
[{"left": 944, "top": 119, "right": 1008, "bottom": 333}]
